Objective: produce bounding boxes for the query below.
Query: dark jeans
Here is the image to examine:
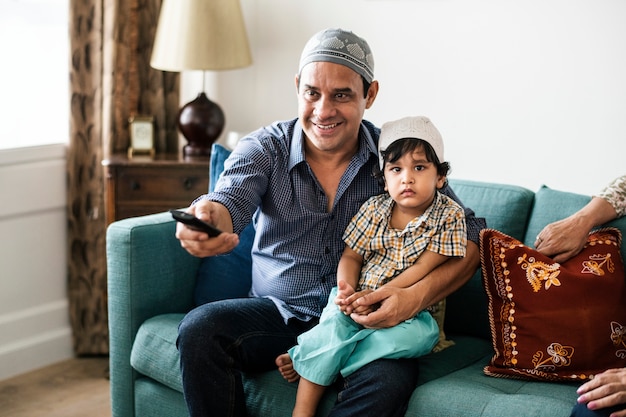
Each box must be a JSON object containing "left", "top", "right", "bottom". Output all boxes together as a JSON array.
[
  {"left": 177, "top": 297, "right": 419, "bottom": 417},
  {"left": 570, "top": 402, "right": 626, "bottom": 417}
]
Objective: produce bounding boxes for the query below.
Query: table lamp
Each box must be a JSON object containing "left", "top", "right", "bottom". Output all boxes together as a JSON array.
[{"left": 150, "top": 0, "right": 252, "bottom": 157}]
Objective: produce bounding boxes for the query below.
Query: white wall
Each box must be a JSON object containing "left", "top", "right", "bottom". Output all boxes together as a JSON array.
[
  {"left": 184, "top": 0, "right": 625, "bottom": 196},
  {"left": 0, "top": 144, "right": 72, "bottom": 380}
]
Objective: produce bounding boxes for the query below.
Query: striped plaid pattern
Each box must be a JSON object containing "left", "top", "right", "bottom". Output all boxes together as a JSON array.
[{"left": 343, "top": 192, "right": 466, "bottom": 291}]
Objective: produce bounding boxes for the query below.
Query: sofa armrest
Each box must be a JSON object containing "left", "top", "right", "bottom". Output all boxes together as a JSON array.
[{"left": 106, "top": 211, "right": 201, "bottom": 417}]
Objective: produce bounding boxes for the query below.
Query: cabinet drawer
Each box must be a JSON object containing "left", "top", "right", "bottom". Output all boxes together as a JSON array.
[
  {"left": 103, "top": 153, "right": 210, "bottom": 225},
  {"left": 116, "top": 167, "right": 208, "bottom": 202}
]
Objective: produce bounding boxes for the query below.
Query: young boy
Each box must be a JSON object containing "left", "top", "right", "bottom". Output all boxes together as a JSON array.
[{"left": 281, "top": 115, "right": 467, "bottom": 417}]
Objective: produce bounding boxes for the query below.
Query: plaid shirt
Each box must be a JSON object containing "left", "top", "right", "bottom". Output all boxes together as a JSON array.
[
  {"left": 344, "top": 192, "right": 467, "bottom": 291},
  {"left": 203, "top": 118, "right": 486, "bottom": 322}
]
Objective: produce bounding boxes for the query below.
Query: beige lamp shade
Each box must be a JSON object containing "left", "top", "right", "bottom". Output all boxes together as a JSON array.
[{"left": 150, "top": 0, "right": 252, "bottom": 71}]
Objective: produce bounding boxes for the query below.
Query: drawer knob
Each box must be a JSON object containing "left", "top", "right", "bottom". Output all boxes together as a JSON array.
[
  {"left": 131, "top": 181, "right": 140, "bottom": 190},
  {"left": 183, "top": 178, "right": 195, "bottom": 190}
]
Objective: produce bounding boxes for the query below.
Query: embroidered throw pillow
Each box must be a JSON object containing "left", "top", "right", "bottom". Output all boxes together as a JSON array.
[{"left": 480, "top": 228, "right": 626, "bottom": 381}]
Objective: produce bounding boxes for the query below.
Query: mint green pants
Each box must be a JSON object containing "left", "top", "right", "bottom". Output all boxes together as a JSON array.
[{"left": 289, "top": 287, "right": 439, "bottom": 386}]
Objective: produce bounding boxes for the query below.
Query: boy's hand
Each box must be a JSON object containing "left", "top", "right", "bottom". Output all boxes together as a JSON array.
[
  {"left": 334, "top": 280, "right": 355, "bottom": 303},
  {"left": 339, "top": 282, "right": 375, "bottom": 315}
]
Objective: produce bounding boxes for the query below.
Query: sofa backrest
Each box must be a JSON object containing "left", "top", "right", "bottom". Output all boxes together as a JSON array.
[{"left": 444, "top": 179, "right": 535, "bottom": 340}]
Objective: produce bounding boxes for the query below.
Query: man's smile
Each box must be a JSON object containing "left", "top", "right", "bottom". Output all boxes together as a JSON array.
[{"left": 315, "top": 122, "right": 340, "bottom": 130}]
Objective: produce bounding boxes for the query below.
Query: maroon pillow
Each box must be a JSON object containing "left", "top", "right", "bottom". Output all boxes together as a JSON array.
[{"left": 480, "top": 227, "right": 626, "bottom": 381}]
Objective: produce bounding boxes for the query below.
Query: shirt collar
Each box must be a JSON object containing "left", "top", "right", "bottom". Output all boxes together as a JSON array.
[
  {"left": 406, "top": 192, "right": 444, "bottom": 231},
  {"left": 380, "top": 192, "right": 444, "bottom": 233},
  {"left": 288, "top": 120, "right": 307, "bottom": 171},
  {"left": 288, "top": 119, "right": 378, "bottom": 171}
]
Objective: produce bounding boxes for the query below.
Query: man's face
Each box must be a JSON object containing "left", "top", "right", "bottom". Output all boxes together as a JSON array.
[{"left": 296, "top": 61, "right": 377, "bottom": 154}]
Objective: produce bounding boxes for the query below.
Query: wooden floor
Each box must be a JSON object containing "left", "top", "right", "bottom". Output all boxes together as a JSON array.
[{"left": 0, "top": 357, "right": 111, "bottom": 417}]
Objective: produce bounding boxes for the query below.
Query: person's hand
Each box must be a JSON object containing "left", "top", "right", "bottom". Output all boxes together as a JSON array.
[
  {"left": 175, "top": 200, "right": 239, "bottom": 257},
  {"left": 535, "top": 196, "right": 618, "bottom": 263},
  {"left": 575, "top": 368, "right": 626, "bottom": 416},
  {"left": 534, "top": 215, "right": 591, "bottom": 263},
  {"left": 334, "top": 281, "right": 355, "bottom": 312},
  {"left": 336, "top": 281, "right": 374, "bottom": 315},
  {"left": 349, "top": 286, "right": 418, "bottom": 329}
]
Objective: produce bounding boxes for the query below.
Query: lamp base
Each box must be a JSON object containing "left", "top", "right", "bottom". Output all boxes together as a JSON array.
[{"left": 178, "top": 92, "right": 225, "bottom": 157}]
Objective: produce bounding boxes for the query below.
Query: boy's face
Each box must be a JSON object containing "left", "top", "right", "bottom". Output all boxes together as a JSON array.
[{"left": 383, "top": 146, "right": 446, "bottom": 215}]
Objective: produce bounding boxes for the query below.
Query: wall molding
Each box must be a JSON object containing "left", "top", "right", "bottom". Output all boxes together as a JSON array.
[
  {"left": 0, "top": 144, "right": 71, "bottom": 381},
  {"left": 0, "top": 301, "right": 73, "bottom": 380}
]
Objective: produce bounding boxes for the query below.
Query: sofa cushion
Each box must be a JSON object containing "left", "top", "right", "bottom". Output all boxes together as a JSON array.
[
  {"left": 194, "top": 229, "right": 254, "bottom": 305},
  {"left": 243, "top": 371, "right": 337, "bottom": 417},
  {"left": 481, "top": 228, "right": 626, "bottom": 381},
  {"left": 194, "top": 143, "right": 254, "bottom": 306},
  {"left": 417, "top": 334, "right": 493, "bottom": 384},
  {"left": 407, "top": 358, "right": 579, "bottom": 417},
  {"left": 523, "top": 185, "right": 591, "bottom": 248},
  {"left": 131, "top": 313, "right": 185, "bottom": 393},
  {"left": 445, "top": 179, "right": 535, "bottom": 340},
  {"left": 448, "top": 179, "right": 535, "bottom": 241},
  {"left": 209, "top": 143, "right": 230, "bottom": 192},
  {"left": 134, "top": 378, "right": 190, "bottom": 417}
]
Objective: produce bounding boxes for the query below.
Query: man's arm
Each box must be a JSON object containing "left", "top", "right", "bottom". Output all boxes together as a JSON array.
[
  {"left": 382, "top": 250, "right": 448, "bottom": 290},
  {"left": 350, "top": 240, "right": 479, "bottom": 329},
  {"left": 342, "top": 250, "right": 449, "bottom": 316}
]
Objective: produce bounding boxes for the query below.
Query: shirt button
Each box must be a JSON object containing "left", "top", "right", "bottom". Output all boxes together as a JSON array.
[{"left": 324, "top": 247, "right": 330, "bottom": 254}]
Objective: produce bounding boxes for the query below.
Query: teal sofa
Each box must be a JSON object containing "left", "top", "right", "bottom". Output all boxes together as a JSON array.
[{"left": 107, "top": 157, "right": 626, "bottom": 416}]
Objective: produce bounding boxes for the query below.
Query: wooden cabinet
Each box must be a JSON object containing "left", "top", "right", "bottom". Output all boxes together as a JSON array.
[{"left": 102, "top": 153, "right": 210, "bottom": 225}]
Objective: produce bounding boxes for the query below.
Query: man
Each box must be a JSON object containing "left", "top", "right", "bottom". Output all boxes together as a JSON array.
[{"left": 176, "top": 28, "right": 486, "bottom": 417}]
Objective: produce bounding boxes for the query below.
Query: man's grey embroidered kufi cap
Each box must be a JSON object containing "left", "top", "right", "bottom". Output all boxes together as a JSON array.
[{"left": 298, "top": 28, "right": 374, "bottom": 83}]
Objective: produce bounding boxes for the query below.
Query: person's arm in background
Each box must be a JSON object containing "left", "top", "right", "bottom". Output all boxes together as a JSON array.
[{"left": 535, "top": 175, "right": 625, "bottom": 263}]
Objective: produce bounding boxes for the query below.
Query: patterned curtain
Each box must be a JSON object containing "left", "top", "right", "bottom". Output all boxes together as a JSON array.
[{"left": 67, "top": 0, "right": 179, "bottom": 355}]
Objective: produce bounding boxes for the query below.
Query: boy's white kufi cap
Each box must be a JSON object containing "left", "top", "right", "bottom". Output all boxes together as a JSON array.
[{"left": 378, "top": 116, "right": 444, "bottom": 169}]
